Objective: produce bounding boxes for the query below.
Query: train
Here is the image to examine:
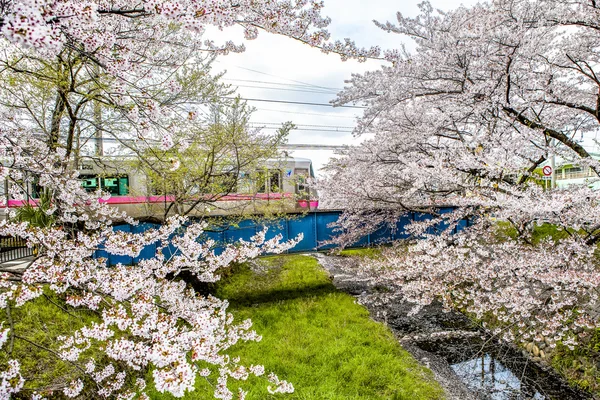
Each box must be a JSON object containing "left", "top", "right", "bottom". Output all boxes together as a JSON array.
[{"left": 0, "top": 155, "right": 319, "bottom": 220}]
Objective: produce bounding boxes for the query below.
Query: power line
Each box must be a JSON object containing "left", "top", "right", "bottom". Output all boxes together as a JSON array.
[
  {"left": 231, "top": 84, "right": 337, "bottom": 95},
  {"left": 250, "top": 122, "right": 354, "bottom": 129},
  {"left": 254, "top": 107, "right": 358, "bottom": 119},
  {"left": 280, "top": 144, "right": 347, "bottom": 150},
  {"left": 76, "top": 122, "right": 356, "bottom": 146},
  {"left": 249, "top": 127, "right": 353, "bottom": 133},
  {"left": 78, "top": 136, "right": 159, "bottom": 144},
  {"left": 78, "top": 127, "right": 354, "bottom": 145},
  {"left": 221, "top": 64, "right": 340, "bottom": 91},
  {"left": 78, "top": 137, "right": 353, "bottom": 151},
  {"left": 217, "top": 97, "right": 366, "bottom": 109},
  {"left": 224, "top": 78, "right": 342, "bottom": 91}
]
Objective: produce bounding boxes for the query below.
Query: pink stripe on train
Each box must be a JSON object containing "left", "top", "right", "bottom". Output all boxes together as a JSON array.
[{"left": 2, "top": 193, "right": 294, "bottom": 207}]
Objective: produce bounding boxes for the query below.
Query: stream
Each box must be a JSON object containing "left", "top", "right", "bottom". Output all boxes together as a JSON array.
[{"left": 313, "top": 253, "right": 592, "bottom": 400}]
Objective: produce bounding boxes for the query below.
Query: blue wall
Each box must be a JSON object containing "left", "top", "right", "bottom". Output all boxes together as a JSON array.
[{"left": 99, "top": 209, "right": 463, "bottom": 265}]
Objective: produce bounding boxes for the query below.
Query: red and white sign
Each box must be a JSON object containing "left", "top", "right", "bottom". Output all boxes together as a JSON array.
[{"left": 542, "top": 166, "right": 553, "bottom": 176}]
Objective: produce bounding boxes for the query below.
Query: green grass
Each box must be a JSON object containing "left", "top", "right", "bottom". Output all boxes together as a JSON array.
[
  {"left": 147, "top": 255, "right": 444, "bottom": 400},
  {"left": 338, "top": 247, "right": 383, "bottom": 259},
  {"left": 0, "top": 290, "right": 102, "bottom": 396},
  {"left": 493, "top": 220, "right": 576, "bottom": 244}
]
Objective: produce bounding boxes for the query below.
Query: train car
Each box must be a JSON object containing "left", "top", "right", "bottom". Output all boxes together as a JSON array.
[{"left": 0, "top": 155, "right": 319, "bottom": 220}]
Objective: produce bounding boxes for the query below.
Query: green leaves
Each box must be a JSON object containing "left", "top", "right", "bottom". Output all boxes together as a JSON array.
[{"left": 14, "top": 188, "right": 56, "bottom": 229}]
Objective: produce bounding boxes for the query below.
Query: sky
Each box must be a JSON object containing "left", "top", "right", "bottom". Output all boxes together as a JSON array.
[{"left": 206, "top": 0, "right": 482, "bottom": 177}]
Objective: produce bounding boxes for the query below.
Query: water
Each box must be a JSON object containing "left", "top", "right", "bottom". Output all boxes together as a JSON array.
[
  {"left": 451, "top": 354, "right": 545, "bottom": 399},
  {"left": 417, "top": 336, "right": 589, "bottom": 400},
  {"left": 315, "top": 255, "right": 590, "bottom": 400}
]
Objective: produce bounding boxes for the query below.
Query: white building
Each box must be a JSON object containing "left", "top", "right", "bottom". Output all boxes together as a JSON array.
[{"left": 547, "top": 152, "right": 600, "bottom": 189}]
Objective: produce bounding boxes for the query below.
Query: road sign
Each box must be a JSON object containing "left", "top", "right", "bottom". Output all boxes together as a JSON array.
[{"left": 542, "top": 166, "right": 553, "bottom": 176}]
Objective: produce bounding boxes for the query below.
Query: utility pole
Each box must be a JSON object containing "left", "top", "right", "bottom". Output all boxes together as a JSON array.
[
  {"left": 94, "top": 101, "right": 103, "bottom": 156},
  {"left": 93, "top": 65, "right": 103, "bottom": 157},
  {"left": 550, "top": 152, "right": 556, "bottom": 188},
  {"left": 550, "top": 139, "right": 556, "bottom": 189}
]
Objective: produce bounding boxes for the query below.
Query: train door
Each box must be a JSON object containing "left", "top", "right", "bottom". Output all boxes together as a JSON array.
[
  {"left": 5, "top": 173, "right": 41, "bottom": 200},
  {"left": 294, "top": 168, "right": 309, "bottom": 197}
]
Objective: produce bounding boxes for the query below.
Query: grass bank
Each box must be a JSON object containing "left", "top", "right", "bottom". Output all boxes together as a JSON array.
[
  {"left": 148, "top": 254, "right": 444, "bottom": 400},
  {"left": 0, "top": 291, "right": 103, "bottom": 397},
  {"left": 338, "top": 236, "right": 600, "bottom": 395}
]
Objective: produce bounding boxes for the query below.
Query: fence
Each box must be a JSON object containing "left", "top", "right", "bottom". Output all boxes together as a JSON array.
[
  {"left": 0, "top": 236, "right": 35, "bottom": 263},
  {"left": 97, "top": 208, "right": 466, "bottom": 266}
]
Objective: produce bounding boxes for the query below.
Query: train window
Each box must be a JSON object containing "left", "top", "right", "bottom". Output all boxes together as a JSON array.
[
  {"left": 256, "top": 171, "right": 267, "bottom": 193},
  {"left": 237, "top": 172, "right": 252, "bottom": 193},
  {"left": 255, "top": 170, "right": 281, "bottom": 193},
  {"left": 31, "top": 179, "right": 43, "bottom": 199},
  {"left": 9, "top": 177, "right": 46, "bottom": 200},
  {"left": 270, "top": 171, "right": 281, "bottom": 192},
  {"left": 294, "top": 168, "right": 309, "bottom": 194},
  {"left": 102, "top": 177, "right": 118, "bottom": 195},
  {"left": 190, "top": 172, "right": 239, "bottom": 194},
  {"left": 222, "top": 172, "right": 238, "bottom": 193},
  {"left": 80, "top": 175, "right": 99, "bottom": 192},
  {"left": 10, "top": 174, "right": 43, "bottom": 199},
  {"left": 118, "top": 176, "right": 129, "bottom": 196},
  {"left": 7, "top": 179, "right": 25, "bottom": 200},
  {"left": 101, "top": 176, "right": 129, "bottom": 196}
]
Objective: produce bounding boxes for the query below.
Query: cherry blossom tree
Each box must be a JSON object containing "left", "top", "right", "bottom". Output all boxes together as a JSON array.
[
  {"left": 321, "top": 0, "right": 600, "bottom": 358},
  {"left": 0, "top": 1, "right": 361, "bottom": 398},
  {"left": 0, "top": 0, "right": 386, "bottom": 64},
  {"left": 0, "top": 46, "right": 229, "bottom": 160},
  {"left": 0, "top": 0, "right": 380, "bottom": 205},
  {"left": 0, "top": 0, "right": 381, "bottom": 166},
  {"left": 0, "top": 128, "right": 304, "bottom": 399}
]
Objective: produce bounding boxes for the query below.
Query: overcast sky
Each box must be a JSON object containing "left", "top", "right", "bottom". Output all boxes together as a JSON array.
[{"left": 209, "top": 0, "right": 481, "bottom": 176}]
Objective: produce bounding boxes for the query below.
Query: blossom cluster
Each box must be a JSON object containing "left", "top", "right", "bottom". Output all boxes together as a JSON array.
[
  {"left": 0, "top": 0, "right": 376, "bottom": 64},
  {"left": 351, "top": 231, "right": 600, "bottom": 350},
  {"left": 0, "top": 129, "right": 300, "bottom": 399},
  {"left": 319, "top": 0, "right": 600, "bottom": 356}
]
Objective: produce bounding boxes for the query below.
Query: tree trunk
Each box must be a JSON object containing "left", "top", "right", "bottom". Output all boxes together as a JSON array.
[{"left": 49, "top": 90, "right": 66, "bottom": 150}]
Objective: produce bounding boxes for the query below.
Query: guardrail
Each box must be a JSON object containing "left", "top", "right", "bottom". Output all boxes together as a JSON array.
[
  {"left": 96, "top": 208, "right": 467, "bottom": 266},
  {"left": 0, "top": 236, "right": 35, "bottom": 263},
  {"left": 557, "top": 171, "right": 594, "bottom": 180}
]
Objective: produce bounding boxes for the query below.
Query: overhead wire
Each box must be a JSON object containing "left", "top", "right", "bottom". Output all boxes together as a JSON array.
[
  {"left": 76, "top": 67, "right": 361, "bottom": 153},
  {"left": 220, "top": 63, "right": 340, "bottom": 91},
  {"left": 251, "top": 127, "right": 353, "bottom": 133},
  {"left": 78, "top": 126, "right": 355, "bottom": 146},
  {"left": 216, "top": 97, "right": 366, "bottom": 109},
  {"left": 250, "top": 122, "right": 354, "bottom": 129},
  {"left": 223, "top": 78, "right": 342, "bottom": 92},
  {"left": 230, "top": 84, "right": 338, "bottom": 95},
  {"left": 210, "top": 63, "right": 366, "bottom": 133},
  {"left": 253, "top": 107, "right": 358, "bottom": 119}
]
